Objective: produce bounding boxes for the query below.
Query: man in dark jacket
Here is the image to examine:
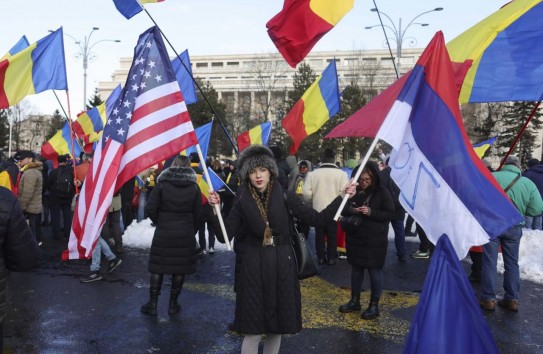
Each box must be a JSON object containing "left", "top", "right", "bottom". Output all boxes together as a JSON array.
[
  {"left": 380, "top": 156, "right": 407, "bottom": 262},
  {"left": 523, "top": 158, "right": 543, "bottom": 230},
  {"left": 47, "top": 155, "right": 75, "bottom": 240},
  {"left": 0, "top": 186, "right": 40, "bottom": 348}
]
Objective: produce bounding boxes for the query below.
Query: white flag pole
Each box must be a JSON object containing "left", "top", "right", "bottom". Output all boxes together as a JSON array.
[
  {"left": 333, "top": 137, "right": 380, "bottom": 221},
  {"left": 195, "top": 143, "right": 232, "bottom": 251}
]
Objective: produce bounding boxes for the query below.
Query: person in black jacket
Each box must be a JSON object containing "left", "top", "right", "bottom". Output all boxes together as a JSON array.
[
  {"left": 141, "top": 155, "right": 203, "bottom": 316},
  {"left": 0, "top": 186, "right": 40, "bottom": 348},
  {"left": 339, "top": 161, "right": 397, "bottom": 320},
  {"left": 47, "top": 155, "right": 75, "bottom": 240},
  {"left": 208, "top": 145, "right": 356, "bottom": 354}
]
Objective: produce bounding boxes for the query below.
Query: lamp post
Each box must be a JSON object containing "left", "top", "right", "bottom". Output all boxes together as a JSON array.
[
  {"left": 365, "top": 7, "right": 443, "bottom": 76},
  {"left": 54, "top": 28, "right": 121, "bottom": 110}
]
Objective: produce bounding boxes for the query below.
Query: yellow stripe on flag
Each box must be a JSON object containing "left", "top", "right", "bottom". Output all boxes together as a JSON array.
[
  {"left": 4, "top": 42, "right": 37, "bottom": 105},
  {"left": 310, "top": 0, "right": 354, "bottom": 26},
  {"left": 301, "top": 77, "right": 330, "bottom": 135}
]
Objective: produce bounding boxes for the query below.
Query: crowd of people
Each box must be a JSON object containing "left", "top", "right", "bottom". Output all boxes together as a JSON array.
[{"left": 1, "top": 146, "right": 542, "bottom": 353}]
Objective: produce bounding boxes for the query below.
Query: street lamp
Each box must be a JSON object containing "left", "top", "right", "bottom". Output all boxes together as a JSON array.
[
  {"left": 366, "top": 7, "right": 443, "bottom": 75},
  {"left": 53, "top": 28, "right": 121, "bottom": 110}
]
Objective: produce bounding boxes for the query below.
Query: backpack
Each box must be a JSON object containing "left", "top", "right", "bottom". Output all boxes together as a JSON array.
[{"left": 55, "top": 166, "right": 74, "bottom": 199}]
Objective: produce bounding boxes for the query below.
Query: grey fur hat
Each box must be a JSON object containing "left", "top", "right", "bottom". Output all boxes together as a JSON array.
[
  {"left": 238, "top": 145, "right": 278, "bottom": 182},
  {"left": 505, "top": 155, "right": 521, "bottom": 168}
]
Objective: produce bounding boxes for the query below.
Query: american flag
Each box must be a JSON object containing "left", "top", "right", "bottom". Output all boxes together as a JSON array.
[{"left": 63, "top": 26, "right": 197, "bottom": 260}]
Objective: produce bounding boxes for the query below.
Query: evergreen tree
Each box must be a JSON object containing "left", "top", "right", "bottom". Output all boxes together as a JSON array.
[
  {"left": 46, "top": 109, "right": 65, "bottom": 141},
  {"left": 87, "top": 88, "right": 104, "bottom": 109},
  {"left": 186, "top": 79, "right": 230, "bottom": 157},
  {"left": 496, "top": 101, "right": 543, "bottom": 165}
]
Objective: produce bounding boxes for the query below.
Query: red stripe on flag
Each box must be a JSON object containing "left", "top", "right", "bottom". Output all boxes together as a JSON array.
[
  {"left": 0, "top": 59, "right": 10, "bottom": 108},
  {"left": 281, "top": 99, "right": 307, "bottom": 154}
]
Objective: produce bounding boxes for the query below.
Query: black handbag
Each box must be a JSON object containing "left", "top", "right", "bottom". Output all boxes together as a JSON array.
[
  {"left": 340, "top": 215, "right": 363, "bottom": 233},
  {"left": 283, "top": 193, "right": 319, "bottom": 280},
  {"left": 291, "top": 225, "right": 319, "bottom": 280}
]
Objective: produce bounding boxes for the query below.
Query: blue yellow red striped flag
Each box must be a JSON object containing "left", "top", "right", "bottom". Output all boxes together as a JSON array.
[
  {"left": 0, "top": 28, "right": 67, "bottom": 109},
  {"left": 237, "top": 122, "right": 272, "bottom": 152},
  {"left": 282, "top": 60, "right": 340, "bottom": 154}
]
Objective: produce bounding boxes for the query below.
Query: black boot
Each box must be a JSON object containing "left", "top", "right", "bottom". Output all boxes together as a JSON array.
[
  {"left": 338, "top": 292, "right": 361, "bottom": 313},
  {"left": 361, "top": 300, "right": 380, "bottom": 320},
  {"left": 168, "top": 274, "right": 185, "bottom": 315},
  {"left": 141, "top": 273, "right": 163, "bottom": 316}
]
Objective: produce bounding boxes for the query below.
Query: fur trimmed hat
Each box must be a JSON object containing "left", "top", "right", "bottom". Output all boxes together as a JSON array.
[{"left": 238, "top": 145, "right": 279, "bottom": 182}]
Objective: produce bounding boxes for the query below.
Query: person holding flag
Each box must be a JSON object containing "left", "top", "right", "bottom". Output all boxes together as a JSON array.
[{"left": 208, "top": 145, "right": 357, "bottom": 354}]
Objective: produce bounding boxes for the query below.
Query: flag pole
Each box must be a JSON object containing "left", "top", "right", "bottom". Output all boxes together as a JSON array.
[
  {"left": 333, "top": 137, "right": 380, "bottom": 221},
  {"left": 195, "top": 143, "right": 232, "bottom": 251},
  {"left": 63, "top": 91, "right": 80, "bottom": 194},
  {"left": 498, "top": 101, "right": 541, "bottom": 170},
  {"left": 141, "top": 9, "right": 239, "bottom": 156}
]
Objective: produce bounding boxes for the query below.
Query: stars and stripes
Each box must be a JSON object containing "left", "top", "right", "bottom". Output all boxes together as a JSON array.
[{"left": 63, "top": 26, "right": 197, "bottom": 260}]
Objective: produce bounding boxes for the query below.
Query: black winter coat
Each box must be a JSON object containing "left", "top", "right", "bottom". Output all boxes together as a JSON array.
[
  {"left": 0, "top": 187, "right": 39, "bottom": 324},
  {"left": 342, "top": 164, "right": 396, "bottom": 269},
  {"left": 145, "top": 167, "right": 203, "bottom": 275},
  {"left": 215, "top": 179, "right": 343, "bottom": 335}
]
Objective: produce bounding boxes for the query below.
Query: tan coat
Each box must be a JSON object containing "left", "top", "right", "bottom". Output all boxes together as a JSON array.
[{"left": 18, "top": 161, "right": 43, "bottom": 214}]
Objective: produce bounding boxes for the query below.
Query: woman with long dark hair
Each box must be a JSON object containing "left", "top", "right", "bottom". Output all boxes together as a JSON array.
[
  {"left": 339, "top": 161, "right": 397, "bottom": 320},
  {"left": 209, "top": 145, "right": 356, "bottom": 354}
]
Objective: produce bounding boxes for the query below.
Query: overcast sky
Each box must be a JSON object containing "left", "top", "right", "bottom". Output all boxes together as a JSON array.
[{"left": 1, "top": 0, "right": 507, "bottom": 116}]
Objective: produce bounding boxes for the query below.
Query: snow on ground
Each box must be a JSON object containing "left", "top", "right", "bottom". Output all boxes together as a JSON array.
[{"left": 123, "top": 219, "right": 543, "bottom": 284}]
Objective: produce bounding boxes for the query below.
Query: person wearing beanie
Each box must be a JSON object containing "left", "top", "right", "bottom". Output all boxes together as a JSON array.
[
  {"left": 523, "top": 157, "right": 543, "bottom": 230},
  {"left": 208, "top": 145, "right": 357, "bottom": 354},
  {"left": 17, "top": 151, "right": 44, "bottom": 246},
  {"left": 0, "top": 151, "right": 30, "bottom": 195},
  {"left": 480, "top": 155, "right": 543, "bottom": 312}
]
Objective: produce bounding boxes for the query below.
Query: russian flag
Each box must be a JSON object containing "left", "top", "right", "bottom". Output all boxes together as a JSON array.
[{"left": 375, "top": 32, "right": 523, "bottom": 259}]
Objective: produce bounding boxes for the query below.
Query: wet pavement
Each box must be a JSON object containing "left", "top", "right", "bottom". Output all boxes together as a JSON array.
[{"left": 4, "top": 227, "right": 543, "bottom": 354}]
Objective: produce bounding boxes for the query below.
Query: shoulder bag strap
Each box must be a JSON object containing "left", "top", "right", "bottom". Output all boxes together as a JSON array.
[{"left": 504, "top": 174, "right": 521, "bottom": 193}]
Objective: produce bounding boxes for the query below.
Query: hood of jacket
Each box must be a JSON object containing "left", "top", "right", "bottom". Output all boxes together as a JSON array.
[{"left": 157, "top": 166, "right": 197, "bottom": 186}]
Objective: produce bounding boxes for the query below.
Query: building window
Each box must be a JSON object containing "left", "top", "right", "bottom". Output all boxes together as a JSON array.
[
  {"left": 209, "top": 77, "right": 222, "bottom": 80},
  {"left": 196, "top": 62, "right": 208, "bottom": 68},
  {"left": 309, "top": 59, "right": 322, "bottom": 67},
  {"left": 326, "top": 58, "right": 340, "bottom": 64},
  {"left": 211, "top": 62, "right": 224, "bottom": 67},
  {"left": 345, "top": 58, "right": 359, "bottom": 66},
  {"left": 226, "top": 61, "right": 239, "bottom": 67}
]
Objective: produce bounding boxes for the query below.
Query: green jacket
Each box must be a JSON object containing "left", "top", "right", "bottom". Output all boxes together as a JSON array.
[{"left": 493, "top": 164, "right": 543, "bottom": 217}]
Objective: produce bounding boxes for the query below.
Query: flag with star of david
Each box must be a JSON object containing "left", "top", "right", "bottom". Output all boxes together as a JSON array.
[{"left": 63, "top": 26, "right": 197, "bottom": 260}]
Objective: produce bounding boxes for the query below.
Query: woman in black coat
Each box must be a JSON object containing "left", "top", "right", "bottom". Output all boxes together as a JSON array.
[
  {"left": 339, "top": 161, "right": 396, "bottom": 320},
  {"left": 209, "top": 145, "right": 356, "bottom": 354},
  {"left": 141, "top": 155, "right": 203, "bottom": 316}
]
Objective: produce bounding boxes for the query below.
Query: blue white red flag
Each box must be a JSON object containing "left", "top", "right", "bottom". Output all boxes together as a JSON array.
[
  {"left": 403, "top": 235, "right": 498, "bottom": 353},
  {"left": 376, "top": 32, "right": 523, "bottom": 259},
  {"left": 64, "top": 26, "right": 197, "bottom": 260}
]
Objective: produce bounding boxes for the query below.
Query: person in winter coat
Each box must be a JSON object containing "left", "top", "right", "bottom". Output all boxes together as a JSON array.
[
  {"left": 17, "top": 152, "right": 43, "bottom": 246},
  {"left": 522, "top": 158, "right": 543, "bottom": 230},
  {"left": 288, "top": 160, "right": 312, "bottom": 237},
  {"left": 208, "top": 145, "right": 356, "bottom": 354},
  {"left": 339, "top": 161, "right": 397, "bottom": 320},
  {"left": 0, "top": 186, "right": 40, "bottom": 349},
  {"left": 141, "top": 155, "right": 203, "bottom": 316},
  {"left": 480, "top": 155, "right": 543, "bottom": 312},
  {"left": 47, "top": 155, "right": 75, "bottom": 240}
]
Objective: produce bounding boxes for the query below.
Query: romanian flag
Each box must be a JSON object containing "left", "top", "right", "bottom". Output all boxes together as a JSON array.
[
  {"left": 73, "top": 84, "right": 122, "bottom": 151},
  {"left": 41, "top": 121, "right": 83, "bottom": 166},
  {"left": 473, "top": 136, "right": 497, "bottom": 158},
  {"left": 0, "top": 28, "right": 67, "bottom": 109},
  {"left": 1, "top": 36, "right": 30, "bottom": 60},
  {"left": 237, "top": 122, "right": 272, "bottom": 152},
  {"left": 113, "top": 0, "right": 164, "bottom": 19},
  {"left": 282, "top": 60, "right": 340, "bottom": 154},
  {"left": 266, "top": 0, "right": 354, "bottom": 67},
  {"left": 447, "top": 0, "right": 543, "bottom": 103},
  {"left": 171, "top": 50, "right": 197, "bottom": 105}
]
